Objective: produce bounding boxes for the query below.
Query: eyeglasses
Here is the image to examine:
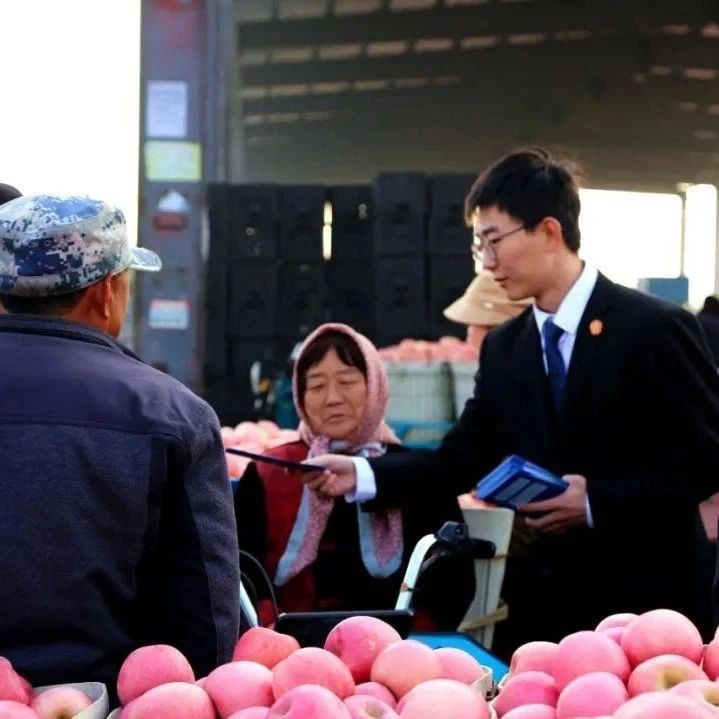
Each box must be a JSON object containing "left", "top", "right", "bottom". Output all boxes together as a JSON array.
[{"left": 471, "top": 225, "right": 525, "bottom": 262}]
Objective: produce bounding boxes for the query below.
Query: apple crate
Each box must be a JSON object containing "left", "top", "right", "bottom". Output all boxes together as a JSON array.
[
  {"left": 384, "top": 360, "right": 455, "bottom": 444},
  {"left": 35, "top": 682, "right": 109, "bottom": 719},
  {"left": 450, "top": 361, "right": 477, "bottom": 418},
  {"left": 458, "top": 504, "right": 515, "bottom": 650}
]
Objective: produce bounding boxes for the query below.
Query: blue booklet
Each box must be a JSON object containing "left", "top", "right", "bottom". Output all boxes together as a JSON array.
[{"left": 475, "top": 454, "right": 569, "bottom": 512}]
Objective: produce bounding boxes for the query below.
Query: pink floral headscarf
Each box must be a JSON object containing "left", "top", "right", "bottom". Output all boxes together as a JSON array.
[{"left": 274, "top": 323, "right": 404, "bottom": 586}]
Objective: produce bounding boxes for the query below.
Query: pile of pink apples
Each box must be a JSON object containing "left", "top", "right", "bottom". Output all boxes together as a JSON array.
[
  {"left": 0, "top": 658, "right": 95, "bottom": 718},
  {"left": 111, "top": 615, "right": 492, "bottom": 719},
  {"left": 494, "top": 608, "right": 719, "bottom": 718},
  {"left": 378, "top": 337, "right": 479, "bottom": 364}
]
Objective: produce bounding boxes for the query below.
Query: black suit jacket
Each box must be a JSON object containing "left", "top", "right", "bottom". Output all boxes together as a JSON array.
[{"left": 368, "top": 273, "right": 719, "bottom": 643}]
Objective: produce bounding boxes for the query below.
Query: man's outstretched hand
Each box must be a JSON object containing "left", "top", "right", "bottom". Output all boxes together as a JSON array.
[{"left": 302, "top": 454, "right": 358, "bottom": 497}]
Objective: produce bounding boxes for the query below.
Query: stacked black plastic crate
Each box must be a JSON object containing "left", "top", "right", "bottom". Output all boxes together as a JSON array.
[
  {"left": 372, "top": 172, "right": 428, "bottom": 350},
  {"left": 326, "top": 185, "right": 375, "bottom": 339},
  {"left": 204, "top": 184, "right": 328, "bottom": 424},
  {"left": 276, "top": 185, "right": 328, "bottom": 359},
  {"left": 426, "top": 174, "right": 477, "bottom": 340},
  {"left": 204, "top": 183, "right": 280, "bottom": 424}
]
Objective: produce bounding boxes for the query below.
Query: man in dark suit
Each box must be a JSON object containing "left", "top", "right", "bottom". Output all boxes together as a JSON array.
[
  {"left": 304, "top": 147, "right": 719, "bottom": 655},
  {"left": 697, "top": 295, "right": 719, "bottom": 366}
]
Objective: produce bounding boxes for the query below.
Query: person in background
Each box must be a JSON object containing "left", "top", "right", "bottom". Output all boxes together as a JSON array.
[
  {"left": 444, "top": 268, "right": 530, "bottom": 351},
  {"left": 0, "top": 183, "right": 21, "bottom": 206},
  {"left": 235, "top": 322, "right": 474, "bottom": 629},
  {"left": 696, "top": 297, "right": 719, "bottom": 559},
  {"left": 697, "top": 295, "right": 719, "bottom": 367},
  {"left": 0, "top": 194, "right": 239, "bottom": 694},
  {"left": 303, "top": 147, "right": 719, "bottom": 657},
  {"left": 0, "top": 185, "right": 21, "bottom": 313}
]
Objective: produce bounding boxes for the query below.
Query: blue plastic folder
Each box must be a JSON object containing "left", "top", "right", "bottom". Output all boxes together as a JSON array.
[{"left": 475, "top": 454, "right": 569, "bottom": 512}]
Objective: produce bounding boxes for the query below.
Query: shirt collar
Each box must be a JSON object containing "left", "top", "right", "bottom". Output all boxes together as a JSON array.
[{"left": 532, "top": 263, "right": 599, "bottom": 336}]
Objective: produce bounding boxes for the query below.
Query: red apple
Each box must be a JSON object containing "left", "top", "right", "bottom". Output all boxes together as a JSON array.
[
  {"left": 354, "top": 683, "right": 396, "bottom": 708},
  {"left": 627, "top": 653, "right": 708, "bottom": 696},
  {"left": 205, "top": 661, "right": 273, "bottom": 717},
  {"left": 669, "top": 679, "right": 719, "bottom": 712},
  {"left": 598, "top": 626, "right": 626, "bottom": 646},
  {"left": 703, "top": 638, "right": 719, "bottom": 680},
  {"left": 595, "top": 613, "right": 638, "bottom": 631},
  {"left": 614, "top": 692, "right": 716, "bottom": 718},
  {"left": 0, "top": 660, "right": 32, "bottom": 705},
  {"left": 30, "top": 687, "right": 92, "bottom": 719},
  {"left": 501, "top": 706, "right": 557, "bottom": 719},
  {"left": 509, "top": 642, "right": 559, "bottom": 677},
  {"left": 435, "top": 648, "right": 487, "bottom": 685},
  {"left": 117, "top": 698, "right": 136, "bottom": 718},
  {"left": 117, "top": 645, "right": 194, "bottom": 705},
  {"left": 272, "top": 647, "right": 355, "bottom": 699},
  {"left": 553, "top": 631, "right": 630, "bottom": 690},
  {"left": 0, "top": 702, "right": 40, "bottom": 719},
  {"left": 555, "top": 671, "right": 628, "bottom": 718},
  {"left": 233, "top": 628, "right": 300, "bottom": 670},
  {"left": 324, "top": 616, "right": 401, "bottom": 683},
  {"left": 14, "top": 679, "right": 31, "bottom": 708},
  {"left": 621, "top": 609, "right": 704, "bottom": 666},
  {"left": 267, "top": 685, "right": 351, "bottom": 718},
  {"left": 397, "top": 679, "right": 490, "bottom": 719},
  {"left": 121, "top": 682, "right": 215, "bottom": 719},
  {"left": 493, "top": 672, "right": 558, "bottom": 717},
  {"left": 343, "top": 694, "right": 398, "bottom": 719},
  {"left": 370, "top": 640, "right": 442, "bottom": 699},
  {"left": 227, "top": 709, "right": 270, "bottom": 719}
]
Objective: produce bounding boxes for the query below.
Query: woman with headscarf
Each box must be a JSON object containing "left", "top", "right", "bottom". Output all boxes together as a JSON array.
[{"left": 235, "top": 323, "right": 473, "bottom": 628}]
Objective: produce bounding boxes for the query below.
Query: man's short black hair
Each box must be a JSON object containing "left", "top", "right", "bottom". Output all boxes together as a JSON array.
[
  {"left": 0, "top": 288, "right": 88, "bottom": 316},
  {"left": 701, "top": 295, "right": 719, "bottom": 316},
  {"left": 464, "top": 147, "right": 582, "bottom": 252}
]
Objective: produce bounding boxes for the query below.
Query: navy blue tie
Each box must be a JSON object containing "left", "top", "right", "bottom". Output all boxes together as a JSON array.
[{"left": 542, "top": 317, "right": 566, "bottom": 411}]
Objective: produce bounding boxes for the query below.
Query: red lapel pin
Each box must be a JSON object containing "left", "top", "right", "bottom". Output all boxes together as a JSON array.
[{"left": 589, "top": 319, "right": 603, "bottom": 336}]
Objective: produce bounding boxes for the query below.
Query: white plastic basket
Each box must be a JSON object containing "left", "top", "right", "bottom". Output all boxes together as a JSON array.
[
  {"left": 450, "top": 361, "right": 477, "bottom": 418},
  {"left": 470, "top": 666, "right": 494, "bottom": 700},
  {"left": 457, "top": 501, "right": 515, "bottom": 650},
  {"left": 34, "top": 682, "right": 109, "bottom": 719},
  {"left": 384, "top": 361, "right": 454, "bottom": 444}
]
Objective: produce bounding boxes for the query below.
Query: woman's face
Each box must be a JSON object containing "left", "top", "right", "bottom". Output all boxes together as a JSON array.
[{"left": 302, "top": 347, "right": 368, "bottom": 440}]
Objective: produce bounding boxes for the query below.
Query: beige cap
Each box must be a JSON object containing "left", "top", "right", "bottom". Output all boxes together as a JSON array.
[{"left": 443, "top": 269, "right": 531, "bottom": 326}]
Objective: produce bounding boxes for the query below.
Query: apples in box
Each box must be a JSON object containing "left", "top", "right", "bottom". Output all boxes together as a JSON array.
[{"left": 32, "top": 683, "right": 108, "bottom": 719}]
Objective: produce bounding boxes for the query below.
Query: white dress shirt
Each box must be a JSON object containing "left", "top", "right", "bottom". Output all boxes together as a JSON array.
[{"left": 348, "top": 264, "right": 599, "bottom": 525}]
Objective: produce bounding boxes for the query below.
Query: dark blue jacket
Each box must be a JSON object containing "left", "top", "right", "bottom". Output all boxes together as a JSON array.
[{"left": 0, "top": 315, "right": 239, "bottom": 691}]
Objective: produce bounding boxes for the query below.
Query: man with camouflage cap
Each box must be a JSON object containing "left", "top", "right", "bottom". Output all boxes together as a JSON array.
[{"left": 0, "top": 194, "right": 240, "bottom": 696}]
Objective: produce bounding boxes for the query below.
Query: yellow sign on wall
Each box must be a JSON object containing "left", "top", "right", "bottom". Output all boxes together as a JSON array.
[{"left": 145, "top": 141, "right": 202, "bottom": 182}]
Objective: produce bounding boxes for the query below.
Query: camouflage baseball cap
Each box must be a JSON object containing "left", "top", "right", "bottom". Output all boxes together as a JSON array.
[{"left": 0, "top": 194, "right": 162, "bottom": 297}]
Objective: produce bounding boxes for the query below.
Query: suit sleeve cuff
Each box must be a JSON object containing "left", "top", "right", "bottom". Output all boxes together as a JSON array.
[{"left": 345, "top": 457, "right": 377, "bottom": 503}]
